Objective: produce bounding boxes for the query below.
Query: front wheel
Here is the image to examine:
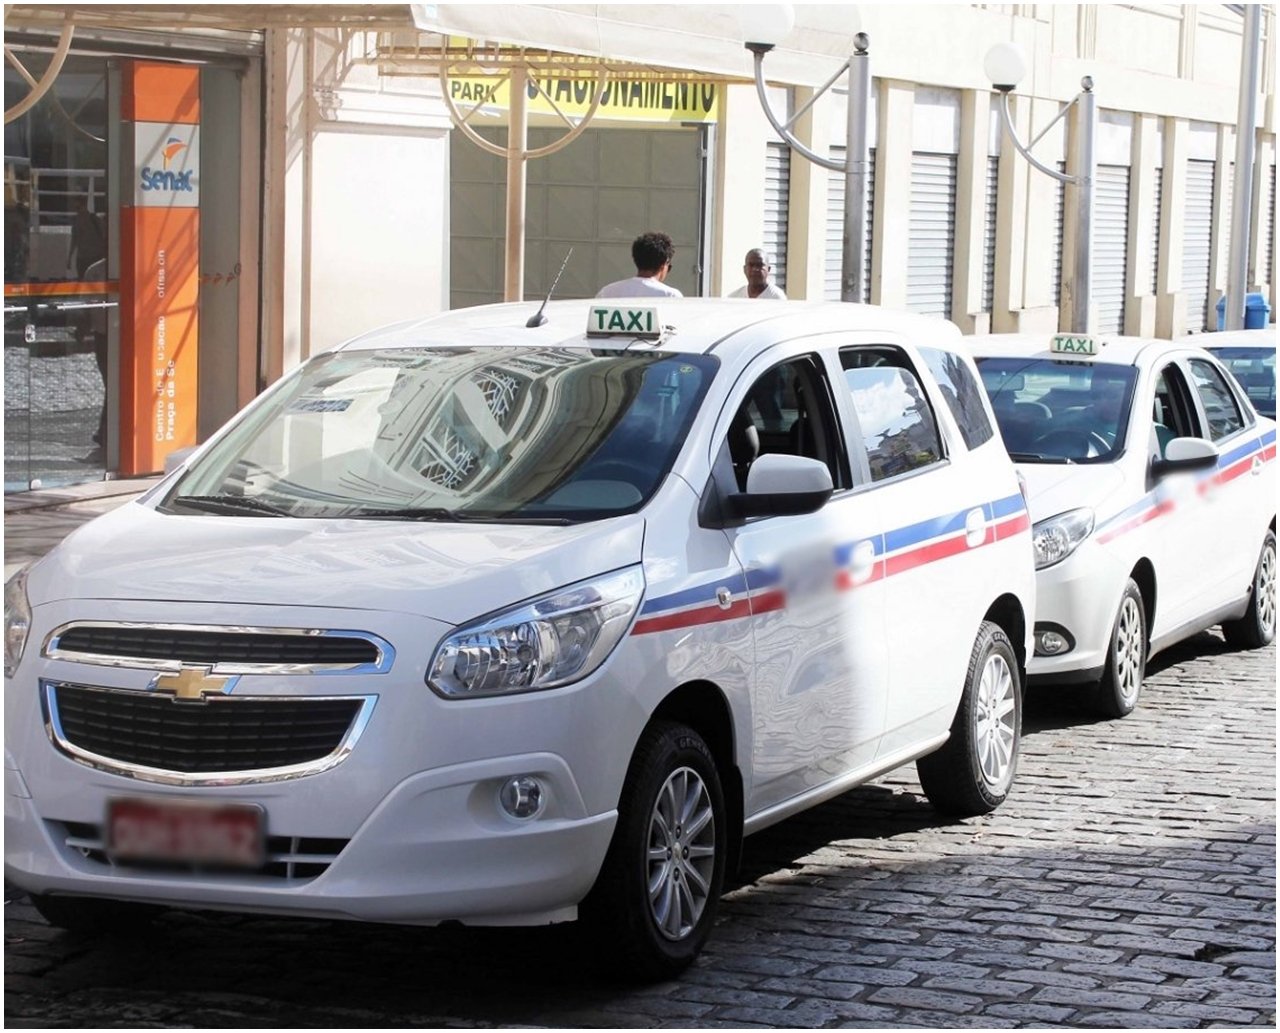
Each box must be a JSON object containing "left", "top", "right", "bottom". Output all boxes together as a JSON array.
[
  {"left": 916, "top": 620, "right": 1022, "bottom": 816},
  {"left": 1221, "top": 530, "right": 1276, "bottom": 649},
  {"left": 1093, "top": 579, "right": 1146, "bottom": 719},
  {"left": 580, "top": 721, "right": 726, "bottom": 982}
]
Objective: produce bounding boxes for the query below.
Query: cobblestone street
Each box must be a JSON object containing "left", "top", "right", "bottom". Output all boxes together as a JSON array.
[{"left": 5, "top": 622, "right": 1275, "bottom": 1027}]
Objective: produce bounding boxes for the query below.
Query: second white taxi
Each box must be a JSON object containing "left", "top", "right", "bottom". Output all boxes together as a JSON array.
[{"left": 972, "top": 332, "right": 1276, "bottom": 718}]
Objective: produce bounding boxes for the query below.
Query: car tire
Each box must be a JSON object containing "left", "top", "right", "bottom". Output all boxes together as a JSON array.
[
  {"left": 916, "top": 620, "right": 1021, "bottom": 817},
  {"left": 580, "top": 720, "right": 726, "bottom": 982},
  {"left": 1221, "top": 530, "right": 1277, "bottom": 650},
  {"left": 1093, "top": 579, "right": 1147, "bottom": 719},
  {"left": 28, "top": 893, "right": 161, "bottom": 934}
]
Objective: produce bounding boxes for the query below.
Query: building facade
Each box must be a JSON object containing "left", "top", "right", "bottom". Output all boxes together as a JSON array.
[{"left": 3, "top": 4, "right": 1276, "bottom": 492}]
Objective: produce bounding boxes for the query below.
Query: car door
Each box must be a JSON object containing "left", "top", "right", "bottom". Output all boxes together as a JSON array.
[
  {"left": 709, "top": 349, "right": 890, "bottom": 816},
  {"left": 834, "top": 341, "right": 1005, "bottom": 757},
  {"left": 1185, "top": 355, "right": 1269, "bottom": 605},
  {"left": 1138, "top": 359, "right": 1218, "bottom": 637}
]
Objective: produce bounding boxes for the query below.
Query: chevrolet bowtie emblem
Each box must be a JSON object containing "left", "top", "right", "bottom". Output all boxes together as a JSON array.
[{"left": 149, "top": 666, "right": 236, "bottom": 701}]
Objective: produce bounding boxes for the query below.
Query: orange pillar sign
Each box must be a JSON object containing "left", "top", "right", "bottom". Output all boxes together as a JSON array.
[{"left": 119, "top": 62, "right": 200, "bottom": 475}]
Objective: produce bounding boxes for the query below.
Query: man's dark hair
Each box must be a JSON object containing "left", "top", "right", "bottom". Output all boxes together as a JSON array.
[{"left": 631, "top": 232, "right": 675, "bottom": 275}]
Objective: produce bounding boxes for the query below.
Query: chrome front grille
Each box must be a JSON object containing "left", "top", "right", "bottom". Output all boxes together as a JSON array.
[
  {"left": 44, "top": 622, "right": 393, "bottom": 674},
  {"left": 57, "top": 820, "right": 348, "bottom": 880},
  {"left": 44, "top": 683, "right": 376, "bottom": 785}
]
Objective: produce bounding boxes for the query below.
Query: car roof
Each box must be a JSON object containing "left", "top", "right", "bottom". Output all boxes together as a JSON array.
[
  {"left": 334, "top": 298, "right": 964, "bottom": 361},
  {"left": 1203, "top": 329, "right": 1276, "bottom": 350},
  {"left": 964, "top": 331, "right": 1218, "bottom": 369}
]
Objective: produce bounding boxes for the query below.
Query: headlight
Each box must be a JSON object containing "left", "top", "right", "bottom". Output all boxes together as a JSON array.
[
  {"left": 428, "top": 566, "right": 645, "bottom": 699},
  {"left": 1032, "top": 508, "right": 1095, "bottom": 570},
  {"left": 4, "top": 568, "right": 32, "bottom": 678}
]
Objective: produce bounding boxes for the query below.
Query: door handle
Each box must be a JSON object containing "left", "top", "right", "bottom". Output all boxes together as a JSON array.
[{"left": 964, "top": 507, "right": 988, "bottom": 548}]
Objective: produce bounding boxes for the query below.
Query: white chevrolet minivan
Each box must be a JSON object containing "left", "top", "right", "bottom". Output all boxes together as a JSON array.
[{"left": 5, "top": 299, "right": 1035, "bottom": 978}]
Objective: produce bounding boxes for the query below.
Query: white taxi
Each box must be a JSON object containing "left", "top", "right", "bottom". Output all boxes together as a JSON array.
[
  {"left": 972, "top": 332, "right": 1276, "bottom": 718},
  {"left": 6, "top": 300, "right": 1034, "bottom": 979}
]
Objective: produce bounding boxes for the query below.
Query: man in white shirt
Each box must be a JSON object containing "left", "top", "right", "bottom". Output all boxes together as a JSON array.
[
  {"left": 597, "top": 232, "right": 683, "bottom": 298},
  {"left": 728, "top": 248, "right": 787, "bottom": 299}
]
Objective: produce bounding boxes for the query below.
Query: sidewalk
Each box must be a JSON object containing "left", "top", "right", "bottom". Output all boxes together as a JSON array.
[{"left": 3, "top": 477, "right": 161, "bottom": 580}]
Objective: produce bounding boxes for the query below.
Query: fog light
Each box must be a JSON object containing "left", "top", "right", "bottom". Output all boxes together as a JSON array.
[
  {"left": 1037, "top": 631, "right": 1068, "bottom": 655},
  {"left": 499, "top": 776, "right": 545, "bottom": 820}
]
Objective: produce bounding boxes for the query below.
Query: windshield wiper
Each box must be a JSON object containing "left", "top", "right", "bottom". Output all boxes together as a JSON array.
[
  {"left": 346, "top": 506, "right": 573, "bottom": 525},
  {"left": 170, "top": 494, "right": 291, "bottom": 517},
  {"left": 1006, "top": 452, "right": 1071, "bottom": 464},
  {"left": 345, "top": 506, "right": 464, "bottom": 521}
]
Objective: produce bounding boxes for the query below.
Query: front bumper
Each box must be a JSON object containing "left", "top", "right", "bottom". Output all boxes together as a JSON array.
[
  {"left": 4, "top": 597, "right": 643, "bottom": 926},
  {"left": 1026, "top": 543, "right": 1126, "bottom": 684}
]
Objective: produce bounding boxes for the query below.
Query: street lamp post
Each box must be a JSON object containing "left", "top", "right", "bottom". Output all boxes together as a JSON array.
[
  {"left": 984, "top": 43, "right": 1096, "bottom": 334},
  {"left": 746, "top": 30, "right": 872, "bottom": 304}
]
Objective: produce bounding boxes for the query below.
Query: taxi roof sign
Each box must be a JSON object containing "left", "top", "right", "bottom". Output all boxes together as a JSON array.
[
  {"left": 587, "top": 304, "right": 662, "bottom": 340},
  {"left": 1051, "top": 333, "right": 1102, "bottom": 356}
]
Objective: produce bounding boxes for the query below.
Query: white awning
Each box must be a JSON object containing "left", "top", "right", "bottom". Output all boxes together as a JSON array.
[{"left": 409, "top": 4, "right": 864, "bottom": 87}]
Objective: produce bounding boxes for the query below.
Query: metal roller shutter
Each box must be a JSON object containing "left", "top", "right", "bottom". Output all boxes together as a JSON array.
[
  {"left": 763, "top": 142, "right": 790, "bottom": 291},
  {"left": 982, "top": 154, "right": 998, "bottom": 313},
  {"left": 824, "top": 146, "right": 875, "bottom": 302},
  {"left": 1269, "top": 165, "right": 1276, "bottom": 298},
  {"left": 1219, "top": 162, "right": 1234, "bottom": 291},
  {"left": 1051, "top": 161, "right": 1066, "bottom": 308},
  {"left": 1183, "top": 159, "right": 1216, "bottom": 332},
  {"left": 1094, "top": 165, "right": 1130, "bottom": 335},
  {"left": 906, "top": 152, "right": 957, "bottom": 319},
  {"left": 1149, "top": 168, "right": 1162, "bottom": 295}
]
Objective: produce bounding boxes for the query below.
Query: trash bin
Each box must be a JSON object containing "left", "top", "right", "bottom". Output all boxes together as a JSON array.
[{"left": 1216, "top": 292, "right": 1272, "bottom": 330}]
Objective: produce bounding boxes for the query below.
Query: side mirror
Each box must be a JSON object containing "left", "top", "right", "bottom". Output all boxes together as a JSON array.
[
  {"left": 727, "top": 454, "right": 834, "bottom": 519},
  {"left": 1152, "top": 436, "right": 1218, "bottom": 478},
  {"left": 163, "top": 446, "right": 198, "bottom": 474}
]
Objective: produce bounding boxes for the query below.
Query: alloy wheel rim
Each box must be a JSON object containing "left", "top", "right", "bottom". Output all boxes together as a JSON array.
[
  {"left": 974, "top": 653, "right": 1017, "bottom": 789},
  {"left": 646, "top": 766, "right": 716, "bottom": 942},
  {"left": 1114, "top": 596, "right": 1144, "bottom": 704},
  {"left": 1258, "top": 543, "right": 1276, "bottom": 636}
]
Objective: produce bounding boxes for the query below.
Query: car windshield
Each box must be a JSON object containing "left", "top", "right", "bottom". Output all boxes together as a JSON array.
[
  {"left": 976, "top": 357, "right": 1138, "bottom": 464},
  {"left": 1207, "top": 347, "right": 1276, "bottom": 419},
  {"left": 162, "top": 346, "right": 718, "bottom": 522}
]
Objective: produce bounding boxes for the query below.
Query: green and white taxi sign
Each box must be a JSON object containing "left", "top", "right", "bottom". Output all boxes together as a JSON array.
[
  {"left": 587, "top": 304, "right": 662, "bottom": 339},
  {"left": 1051, "top": 333, "right": 1102, "bottom": 356}
]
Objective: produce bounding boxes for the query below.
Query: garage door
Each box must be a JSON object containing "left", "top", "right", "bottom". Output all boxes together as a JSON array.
[
  {"left": 1182, "top": 159, "right": 1216, "bottom": 332},
  {"left": 906, "top": 152, "right": 957, "bottom": 319},
  {"left": 1094, "top": 165, "right": 1130, "bottom": 335},
  {"left": 450, "top": 125, "right": 705, "bottom": 308},
  {"left": 764, "top": 141, "right": 790, "bottom": 291},
  {"left": 825, "top": 147, "right": 876, "bottom": 302},
  {"left": 1148, "top": 168, "right": 1162, "bottom": 295},
  {"left": 1051, "top": 162, "right": 1066, "bottom": 310}
]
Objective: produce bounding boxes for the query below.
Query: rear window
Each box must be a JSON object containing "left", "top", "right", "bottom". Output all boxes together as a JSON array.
[
  {"left": 977, "top": 357, "right": 1137, "bottom": 463},
  {"left": 919, "top": 346, "right": 995, "bottom": 450},
  {"left": 163, "top": 347, "right": 718, "bottom": 523}
]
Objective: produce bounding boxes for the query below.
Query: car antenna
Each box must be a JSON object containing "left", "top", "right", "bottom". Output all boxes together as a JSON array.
[{"left": 526, "top": 248, "right": 573, "bottom": 328}]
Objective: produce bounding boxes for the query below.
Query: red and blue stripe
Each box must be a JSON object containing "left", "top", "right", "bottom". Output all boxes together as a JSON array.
[
  {"left": 632, "top": 491, "right": 1028, "bottom": 636},
  {"left": 1096, "top": 428, "right": 1275, "bottom": 544}
]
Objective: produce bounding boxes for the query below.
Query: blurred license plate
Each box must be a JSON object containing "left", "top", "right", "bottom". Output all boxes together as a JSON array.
[{"left": 106, "top": 798, "right": 265, "bottom": 868}]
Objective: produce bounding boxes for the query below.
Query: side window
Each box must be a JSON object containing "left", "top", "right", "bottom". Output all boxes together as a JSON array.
[
  {"left": 1152, "top": 364, "right": 1200, "bottom": 458},
  {"left": 919, "top": 346, "right": 995, "bottom": 450},
  {"left": 724, "top": 356, "right": 846, "bottom": 492},
  {"left": 840, "top": 347, "right": 944, "bottom": 482},
  {"left": 1188, "top": 359, "right": 1247, "bottom": 442}
]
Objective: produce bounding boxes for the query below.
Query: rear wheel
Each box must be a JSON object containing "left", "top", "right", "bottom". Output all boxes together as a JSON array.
[
  {"left": 28, "top": 893, "right": 161, "bottom": 934},
  {"left": 581, "top": 720, "right": 726, "bottom": 982},
  {"left": 1093, "top": 579, "right": 1146, "bottom": 719},
  {"left": 917, "top": 620, "right": 1021, "bottom": 816},
  {"left": 1222, "top": 530, "right": 1276, "bottom": 649}
]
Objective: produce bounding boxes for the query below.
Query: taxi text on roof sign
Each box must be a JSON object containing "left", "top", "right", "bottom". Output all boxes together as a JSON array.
[
  {"left": 587, "top": 305, "right": 662, "bottom": 339},
  {"left": 1051, "top": 333, "right": 1102, "bottom": 356}
]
